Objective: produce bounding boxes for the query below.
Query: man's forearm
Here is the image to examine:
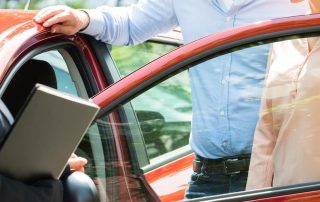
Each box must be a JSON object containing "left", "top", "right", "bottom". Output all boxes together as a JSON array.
[{"left": 80, "top": 0, "right": 178, "bottom": 46}]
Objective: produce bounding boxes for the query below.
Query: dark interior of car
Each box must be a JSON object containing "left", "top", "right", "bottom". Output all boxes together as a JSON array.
[{"left": 0, "top": 58, "right": 100, "bottom": 202}]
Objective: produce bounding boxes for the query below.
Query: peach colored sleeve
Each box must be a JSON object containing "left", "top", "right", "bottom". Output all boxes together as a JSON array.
[
  {"left": 246, "top": 48, "right": 277, "bottom": 190},
  {"left": 246, "top": 101, "right": 276, "bottom": 190}
]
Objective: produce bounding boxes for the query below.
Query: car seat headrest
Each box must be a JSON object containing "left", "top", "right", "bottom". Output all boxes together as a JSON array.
[
  {"left": 0, "top": 99, "right": 13, "bottom": 145},
  {"left": 2, "top": 59, "right": 57, "bottom": 118}
]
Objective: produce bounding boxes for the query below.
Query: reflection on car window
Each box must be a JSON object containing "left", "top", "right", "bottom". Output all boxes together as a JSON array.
[
  {"left": 133, "top": 71, "right": 192, "bottom": 159},
  {"left": 103, "top": 33, "right": 320, "bottom": 200},
  {"left": 111, "top": 41, "right": 177, "bottom": 76},
  {"left": 247, "top": 35, "right": 320, "bottom": 190}
]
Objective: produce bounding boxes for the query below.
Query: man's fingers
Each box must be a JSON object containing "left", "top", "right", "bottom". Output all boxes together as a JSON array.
[
  {"left": 70, "top": 153, "right": 77, "bottom": 158},
  {"left": 34, "top": 5, "right": 70, "bottom": 24},
  {"left": 34, "top": 5, "right": 88, "bottom": 35},
  {"left": 35, "top": 9, "right": 65, "bottom": 24},
  {"left": 42, "top": 11, "right": 72, "bottom": 27},
  {"left": 50, "top": 24, "right": 77, "bottom": 35},
  {"left": 34, "top": 7, "right": 50, "bottom": 21},
  {"left": 68, "top": 156, "right": 88, "bottom": 166},
  {"left": 69, "top": 159, "right": 87, "bottom": 168},
  {"left": 68, "top": 156, "right": 88, "bottom": 172}
]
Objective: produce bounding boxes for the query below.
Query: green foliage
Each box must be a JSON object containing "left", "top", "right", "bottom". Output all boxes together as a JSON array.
[
  {"left": 35, "top": 0, "right": 88, "bottom": 9},
  {"left": 112, "top": 42, "right": 192, "bottom": 103},
  {"left": 111, "top": 42, "right": 177, "bottom": 76},
  {"left": 1, "top": 0, "right": 87, "bottom": 9},
  {"left": 65, "top": 1, "right": 87, "bottom": 9},
  {"left": 114, "top": 42, "right": 193, "bottom": 159}
]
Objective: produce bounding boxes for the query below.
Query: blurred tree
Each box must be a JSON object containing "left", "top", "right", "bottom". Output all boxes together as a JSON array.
[
  {"left": 28, "top": 0, "right": 88, "bottom": 9},
  {"left": 0, "top": 0, "right": 138, "bottom": 9}
]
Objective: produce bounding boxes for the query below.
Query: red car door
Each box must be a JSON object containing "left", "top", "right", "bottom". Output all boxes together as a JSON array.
[{"left": 92, "top": 13, "right": 320, "bottom": 202}]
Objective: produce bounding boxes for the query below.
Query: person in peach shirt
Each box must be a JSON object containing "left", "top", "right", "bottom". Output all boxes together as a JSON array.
[{"left": 246, "top": 0, "right": 320, "bottom": 190}]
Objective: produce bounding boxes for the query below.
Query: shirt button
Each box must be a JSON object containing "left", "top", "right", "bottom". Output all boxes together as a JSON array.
[
  {"left": 222, "top": 141, "right": 228, "bottom": 148},
  {"left": 221, "top": 79, "right": 227, "bottom": 85},
  {"left": 220, "top": 111, "right": 225, "bottom": 116},
  {"left": 226, "top": 17, "right": 231, "bottom": 22}
]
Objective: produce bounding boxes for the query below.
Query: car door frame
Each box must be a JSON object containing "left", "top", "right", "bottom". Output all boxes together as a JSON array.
[
  {"left": 0, "top": 28, "right": 139, "bottom": 201},
  {"left": 92, "top": 13, "right": 320, "bottom": 201}
]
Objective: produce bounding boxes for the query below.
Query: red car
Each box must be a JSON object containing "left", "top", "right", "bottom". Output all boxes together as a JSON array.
[{"left": 1, "top": 9, "right": 320, "bottom": 202}]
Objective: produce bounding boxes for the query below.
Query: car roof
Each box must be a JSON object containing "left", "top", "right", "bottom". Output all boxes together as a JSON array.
[{"left": 0, "top": 10, "right": 36, "bottom": 34}]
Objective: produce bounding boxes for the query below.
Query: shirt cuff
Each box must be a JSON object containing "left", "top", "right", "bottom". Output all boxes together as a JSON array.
[{"left": 79, "top": 9, "right": 105, "bottom": 36}]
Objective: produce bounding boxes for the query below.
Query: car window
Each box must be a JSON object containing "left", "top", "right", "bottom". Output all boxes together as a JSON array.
[
  {"left": 33, "top": 48, "right": 139, "bottom": 201},
  {"left": 111, "top": 41, "right": 187, "bottom": 160},
  {"left": 109, "top": 41, "right": 269, "bottom": 165},
  {"left": 33, "top": 50, "right": 80, "bottom": 96},
  {"left": 111, "top": 41, "right": 178, "bottom": 76},
  {"left": 1, "top": 45, "right": 121, "bottom": 201},
  {"left": 133, "top": 70, "right": 191, "bottom": 159},
  {"left": 98, "top": 33, "right": 320, "bottom": 200},
  {"left": 34, "top": 49, "right": 120, "bottom": 200}
]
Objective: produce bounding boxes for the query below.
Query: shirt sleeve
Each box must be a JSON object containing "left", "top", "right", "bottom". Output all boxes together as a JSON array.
[
  {"left": 0, "top": 175, "right": 63, "bottom": 202},
  {"left": 246, "top": 99, "right": 275, "bottom": 190},
  {"left": 246, "top": 48, "right": 277, "bottom": 190},
  {"left": 81, "top": 0, "right": 178, "bottom": 45}
]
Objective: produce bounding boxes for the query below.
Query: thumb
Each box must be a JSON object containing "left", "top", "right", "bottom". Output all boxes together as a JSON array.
[{"left": 68, "top": 156, "right": 87, "bottom": 168}]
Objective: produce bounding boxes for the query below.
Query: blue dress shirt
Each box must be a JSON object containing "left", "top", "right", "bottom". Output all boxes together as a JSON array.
[{"left": 82, "top": 0, "right": 309, "bottom": 159}]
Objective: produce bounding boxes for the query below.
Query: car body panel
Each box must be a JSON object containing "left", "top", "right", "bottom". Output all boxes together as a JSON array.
[
  {"left": 144, "top": 153, "right": 194, "bottom": 201},
  {"left": 0, "top": 10, "right": 36, "bottom": 34}
]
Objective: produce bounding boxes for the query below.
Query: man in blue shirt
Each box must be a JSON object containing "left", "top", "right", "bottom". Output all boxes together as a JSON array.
[{"left": 34, "top": 0, "right": 309, "bottom": 199}]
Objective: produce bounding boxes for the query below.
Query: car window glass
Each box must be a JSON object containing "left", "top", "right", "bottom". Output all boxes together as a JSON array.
[
  {"left": 111, "top": 41, "right": 177, "bottom": 76},
  {"left": 133, "top": 71, "right": 191, "bottom": 159},
  {"left": 100, "top": 34, "right": 320, "bottom": 200},
  {"left": 33, "top": 50, "right": 82, "bottom": 96},
  {"left": 109, "top": 41, "right": 269, "bottom": 163},
  {"left": 82, "top": 116, "right": 123, "bottom": 201},
  {"left": 34, "top": 49, "right": 124, "bottom": 201}
]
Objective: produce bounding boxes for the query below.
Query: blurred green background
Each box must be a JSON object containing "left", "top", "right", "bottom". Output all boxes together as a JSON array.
[{"left": 0, "top": 0, "right": 138, "bottom": 9}]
